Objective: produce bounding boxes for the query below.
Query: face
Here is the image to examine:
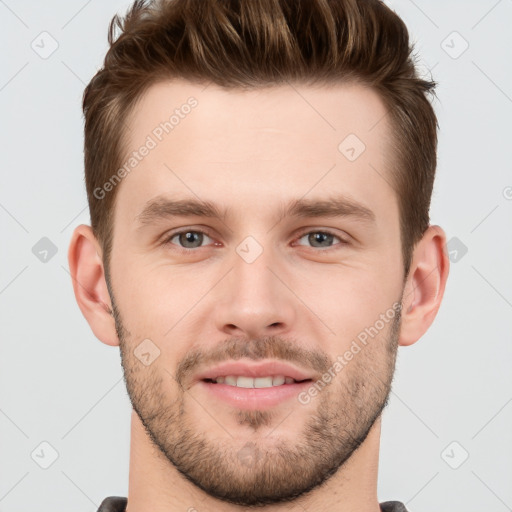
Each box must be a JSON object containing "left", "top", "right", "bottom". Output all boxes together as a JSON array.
[{"left": 107, "top": 79, "right": 406, "bottom": 506}]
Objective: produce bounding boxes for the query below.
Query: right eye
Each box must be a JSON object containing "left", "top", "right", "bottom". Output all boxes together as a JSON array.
[{"left": 162, "top": 229, "right": 216, "bottom": 250}]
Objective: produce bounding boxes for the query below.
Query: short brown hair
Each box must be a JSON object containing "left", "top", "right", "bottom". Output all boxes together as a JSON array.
[{"left": 83, "top": 0, "right": 438, "bottom": 281}]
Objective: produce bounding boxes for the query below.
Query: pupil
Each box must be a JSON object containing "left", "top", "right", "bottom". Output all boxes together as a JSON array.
[
  {"left": 181, "top": 231, "right": 202, "bottom": 248},
  {"left": 310, "top": 232, "right": 332, "bottom": 247}
]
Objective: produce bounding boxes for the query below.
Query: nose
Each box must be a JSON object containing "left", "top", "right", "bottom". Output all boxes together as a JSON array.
[{"left": 213, "top": 244, "right": 297, "bottom": 339}]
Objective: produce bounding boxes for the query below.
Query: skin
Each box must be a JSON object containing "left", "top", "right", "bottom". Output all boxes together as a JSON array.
[{"left": 68, "top": 79, "right": 449, "bottom": 512}]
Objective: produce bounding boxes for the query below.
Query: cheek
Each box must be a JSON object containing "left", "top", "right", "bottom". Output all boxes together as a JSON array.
[
  {"left": 113, "top": 239, "right": 402, "bottom": 351},
  {"left": 304, "top": 263, "right": 400, "bottom": 345},
  {"left": 131, "top": 264, "right": 213, "bottom": 332}
]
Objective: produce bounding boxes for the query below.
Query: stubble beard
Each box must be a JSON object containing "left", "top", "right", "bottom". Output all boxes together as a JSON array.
[{"left": 112, "top": 294, "right": 402, "bottom": 507}]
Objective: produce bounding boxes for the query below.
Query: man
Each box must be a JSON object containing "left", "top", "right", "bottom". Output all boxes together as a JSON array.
[{"left": 68, "top": 0, "right": 449, "bottom": 510}]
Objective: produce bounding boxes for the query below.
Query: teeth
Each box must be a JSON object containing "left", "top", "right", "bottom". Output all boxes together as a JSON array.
[
  {"left": 213, "top": 375, "right": 298, "bottom": 388},
  {"left": 272, "top": 375, "right": 285, "bottom": 386},
  {"left": 224, "top": 376, "right": 237, "bottom": 386}
]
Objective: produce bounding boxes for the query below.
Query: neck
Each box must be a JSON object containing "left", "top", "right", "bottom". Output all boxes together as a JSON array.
[{"left": 125, "top": 410, "right": 383, "bottom": 512}]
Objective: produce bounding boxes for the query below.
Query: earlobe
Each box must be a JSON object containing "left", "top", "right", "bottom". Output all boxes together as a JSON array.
[
  {"left": 67, "top": 224, "right": 120, "bottom": 347},
  {"left": 398, "top": 225, "right": 450, "bottom": 347}
]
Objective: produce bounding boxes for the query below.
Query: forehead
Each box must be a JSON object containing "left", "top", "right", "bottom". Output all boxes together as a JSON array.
[
  {"left": 115, "top": 78, "right": 396, "bottom": 231},
  {"left": 125, "top": 79, "right": 391, "bottom": 152}
]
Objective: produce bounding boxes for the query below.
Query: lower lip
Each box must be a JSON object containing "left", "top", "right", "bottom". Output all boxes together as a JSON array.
[{"left": 197, "top": 380, "right": 313, "bottom": 410}]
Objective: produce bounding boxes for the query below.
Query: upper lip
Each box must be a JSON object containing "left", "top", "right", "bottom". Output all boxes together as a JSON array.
[{"left": 194, "top": 360, "right": 316, "bottom": 383}]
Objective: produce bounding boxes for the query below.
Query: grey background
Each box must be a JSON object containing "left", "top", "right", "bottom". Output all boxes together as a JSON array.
[{"left": 1, "top": 0, "right": 511, "bottom": 510}]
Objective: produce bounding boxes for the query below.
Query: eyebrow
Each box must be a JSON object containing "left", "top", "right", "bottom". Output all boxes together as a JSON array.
[{"left": 135, "top": 194, "right": 376, "bottom": 228}]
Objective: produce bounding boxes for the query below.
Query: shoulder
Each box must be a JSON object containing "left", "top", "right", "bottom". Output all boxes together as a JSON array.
[
  {"left": 96, "top": 496, "right": 128, "bottom": 512},
  {"left": 380, "top": 501, "right": 409, "bottom": 512}
]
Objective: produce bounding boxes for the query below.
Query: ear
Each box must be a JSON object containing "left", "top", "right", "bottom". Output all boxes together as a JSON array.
[
  {"left": 67, "top": 224, "right": 119, "bottom": 347},
  {"left": 399, "top": 225, "right": 450, "bottom": 347}
]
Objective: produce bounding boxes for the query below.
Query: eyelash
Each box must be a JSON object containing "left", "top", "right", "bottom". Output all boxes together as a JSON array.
[{"left": 161, "top": 228, "right": 349, "bottom": 253}]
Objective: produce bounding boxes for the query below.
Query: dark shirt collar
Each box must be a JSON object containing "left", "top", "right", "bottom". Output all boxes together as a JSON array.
[{"left": 96, "top": 496, "right": 409, "bottom": 512}]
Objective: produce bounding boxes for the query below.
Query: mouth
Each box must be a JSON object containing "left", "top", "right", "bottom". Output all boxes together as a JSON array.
[
  {"left": 194, "top": 359, "right": 316, "bottom": 383},
  {"left": 202, "top": 375, "right": 312, "bottom": 387},
  {"left": 194, "top": 360, "right": 316, "bottom": 410}
]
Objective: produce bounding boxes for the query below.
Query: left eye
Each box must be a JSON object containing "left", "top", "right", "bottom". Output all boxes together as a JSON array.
[{"left": 295, "top": 231, "right": 346, "bottom": 249}]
